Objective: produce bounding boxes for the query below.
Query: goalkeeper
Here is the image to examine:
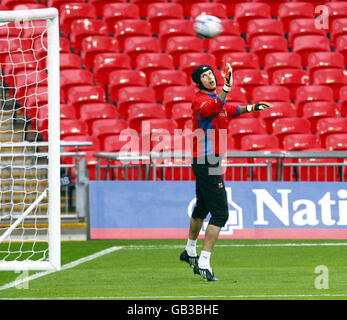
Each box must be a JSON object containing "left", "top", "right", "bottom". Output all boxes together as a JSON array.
[{"left": 179, "top": 63, "right": 273, "bottom": 281}]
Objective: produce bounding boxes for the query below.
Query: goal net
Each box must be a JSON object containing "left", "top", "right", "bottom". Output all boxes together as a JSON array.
[{"left": 0, "top": 8, "right": 60, "bottom": 271}]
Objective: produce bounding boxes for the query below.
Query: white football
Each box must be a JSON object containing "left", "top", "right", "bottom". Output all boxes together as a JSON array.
[{"left": 193, "top": 14, "right": 223, "bottom": 39}]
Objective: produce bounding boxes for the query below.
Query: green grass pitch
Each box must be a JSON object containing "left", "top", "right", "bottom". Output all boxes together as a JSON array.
[{"left": 1, "top": 239, "right": 347, "bottom": 300}]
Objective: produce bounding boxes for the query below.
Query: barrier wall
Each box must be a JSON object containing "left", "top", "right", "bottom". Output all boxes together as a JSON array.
[{"left": 89, "top": 181, "right": 347, "bottom": 239}]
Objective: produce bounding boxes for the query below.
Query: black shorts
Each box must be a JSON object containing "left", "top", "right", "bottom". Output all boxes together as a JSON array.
[{"left": 191, "top": 155, "right": 229, "bottom": 228}]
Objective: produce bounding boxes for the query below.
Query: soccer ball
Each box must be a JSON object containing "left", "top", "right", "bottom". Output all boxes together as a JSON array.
[{"left": 193, "top": 14, "right": 223, "bottom": 39}]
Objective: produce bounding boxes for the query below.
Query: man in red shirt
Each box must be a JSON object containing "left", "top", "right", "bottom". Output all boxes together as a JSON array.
[{"left": 180, "top": 63, "right": 273, "bottom": 281}]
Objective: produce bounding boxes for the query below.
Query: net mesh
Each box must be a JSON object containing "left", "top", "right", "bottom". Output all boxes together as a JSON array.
[{"left": 0, "top": 19, "right": 50, "bottom": 264}]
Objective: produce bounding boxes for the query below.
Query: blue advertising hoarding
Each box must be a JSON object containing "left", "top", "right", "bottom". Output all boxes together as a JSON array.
[{"left": 90, "top": 181, "right": 347, "bottom": 239}]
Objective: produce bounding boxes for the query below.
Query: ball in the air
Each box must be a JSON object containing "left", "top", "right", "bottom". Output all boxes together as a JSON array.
[{"left": 193, "top": 14, "right": 223, "bottom": 39}]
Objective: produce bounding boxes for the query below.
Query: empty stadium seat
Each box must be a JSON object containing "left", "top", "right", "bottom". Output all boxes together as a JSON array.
[
  {"left": 180, "top": 53, "right": 217, "bottom": 82},
  {"left": 272, "top": 69, "right": 310, "bottom": 101},
  {"left": 282, "top": 134, "right": 322, "bottom": 151},
  {"left": 171, "top": 0, "right": 209, "bottom": 17},
  {"left": 313, "top": 69, "right": 347, "bottom": 101},
  {"left": 60, "top": 3, "right": 97, "bottom": 36},
  {"left": 250, "top": 35, "right": 288, "bottom": 67},
  {"left": 149, "top": 70, "right": 187, "bottom": 102},
  {"left": 128, "top": 103, "right": 166, "bottom": 133},
  {"left": 247, "top": 19, "right": 284, "bottom": 44},
  {"left": 325, "top": 133, "right": 347, "bottom": 151},
  {"left": 103, "top": 134, "right": 129, "bottom": 152},
  {"left": 240, "top": 134, "right": 279, "bottom": 151},
  {"left": 103, "top": 3, "right": 140, "bottom": 33},
  {"left": 60, "top": 119, "right": 89, "bottom": 139},
  {"left": 67, "top": 85, "right": 106, "bottom": 117},
  {"left": 295, "top": 85, "right": 334, "bottom": 117},
  {"left": 92, "top": 118, "right": 129, "bottom": 145},
  {"left": 223, "top": 86, "right": 248, "bottom": 105},
  {"left": 316, "top": 117, "right": 347, "bottom": 146},
  {"left": 80, "top": 35, "right": 118, "bottom": 70},
  {"left": 302, "top": 101, "right": 340, "bottom": 133},
  {"left": 60, "top": 52, "right": 82, "bottom": 71},
  {"left": 171, "top": 102, "right": 192, "bottom": 130},
  {"left": 47, "top": 0, "right": 85, "bottom": 11},
  {"left": 117, "top": 86, "right": 156, "bottom": 119},
  {"left": 147, "top": 3, "right": 184, "bottom": 35},
  {"left": 108, "top": 69, "right": 147, "bottom": 103},
  {"left": 124, "top": 36, "right": 161, "bottom": 67},
  {"left": 2, "top": 0, "right": 40, "bottom": 9},
  {"left": 292, "top": 35, "right": 331, "bottom": 67},
  {"left": 288, "top": 18, "right": 327, "bottom": 48},
  {"left": 70, "top": 18, "right": 108, "bottom": 53},
  {"left": 335, "top": 35, "right": 347, "bottom": 67},
  {"left": 93, "top": 53, "right": 132, "bottom": 88},
  {"left": 26, "top": 86, "right": 49, "bottom": 119},
  {"left": 326, "top": 2, "right": 347, "bottom": 29},
  {"left": 258, "top": 101, "right": 297, "bottom": 133},
  {"left": 234, "top": 2, "right": 271, "bottom": 34},
  {"left": 271, "top": 117, "right": 311, "bottom": 147},
  {"left": 88, "top": 0, "right": 127, "bottom": 17},
  {"left": 307, "top": 52, "right": 345, "bottom": 79},
  {"left": 190, "top": 2, "right": 228, "bottom": 19},
  {"left": 2, "top": 52, "right": 38, "bottom": 76},
  {"left": 136, "top": 53, "right": 175, "bottom": 83},
  {"left": 141, "top": 119, "right": 178, "bottom": 140},
  {"left": 220, "top": 19, "right": 240, "bottom": 36},
  {"left": 252, "top": 0, "right": 288, "bottom": 17},
  {"left": 222, "top": 52, "right": 259, "bottom": 73},
  {"left": 208, "top": 36, "right": 246, "bottom": 66},
  {"left": 80, "top": 103, "right": 120, "bottom": 134},
  {"left": 252, "top": 86, "right": 291, "bottom": 103},
  {"left": 228, "top": 118, "right": 267, "bottom": 149},
  {"left": 331, "top": 18, "right": 347, "bottom": 47},
  {"left": 162, "top": 86, "right": 194, "bottom": 118},
  {"left": 114, "top": 19, "right": 152, "bottom": 51},
  {"left": 339, "top": 86, "right": 347, "bottom": 116},
  {"left": 278, "top": 2, "right": 315, "bottom": 33}
]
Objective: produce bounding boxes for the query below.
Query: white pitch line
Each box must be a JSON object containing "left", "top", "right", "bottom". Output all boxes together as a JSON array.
[{"left": 0, "top": 246, "right": 123, "bottom": 291}]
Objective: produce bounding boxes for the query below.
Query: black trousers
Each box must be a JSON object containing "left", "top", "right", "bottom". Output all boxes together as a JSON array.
[{"left": 191, "top": 155, "right": 229, "bottom": 228}]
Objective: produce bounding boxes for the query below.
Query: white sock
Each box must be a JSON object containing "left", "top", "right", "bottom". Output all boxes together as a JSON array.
[
  {"left": 185, "top": 239, "right": 197, "bottom": 257},
  {"left": 198, "top": 250, "right": 212, "bottom": 270}
]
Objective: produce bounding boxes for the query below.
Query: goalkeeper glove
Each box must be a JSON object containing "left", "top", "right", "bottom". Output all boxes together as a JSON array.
[
  {"left": 246, "top": 101, "right": 273, "bottom": 113},
  {"left": 222, "top": 63, "right": 233, "bottom": 93}
]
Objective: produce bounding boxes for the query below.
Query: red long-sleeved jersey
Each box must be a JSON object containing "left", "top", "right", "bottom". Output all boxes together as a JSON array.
[{"left": 191, "top": 91, "right": 240, "bottom": 158}]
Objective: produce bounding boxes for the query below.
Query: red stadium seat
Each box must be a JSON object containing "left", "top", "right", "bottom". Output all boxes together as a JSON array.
[
  {"left": 26, "top": 87, "right": 49, "bottom": 119},
  {"left": 162, "top": 86, "right": 194, "bottom": 118},
  {"left": 147, "top": 3, "right": 184, "bottom": 35},
  {"left": 339, "top": 86, "right": 347, "bottom": 116},
  {"left": 271, "top": 117, "right": 311, "bottom": 147},
  {"left": 325, "top": 133, "right": 347, "bottom": 151},
  {"left": 222, "top": 52, "right": 259, "bottom": 73},
  {"left": 302, "top": 101, "right": 340, "bottom": 133},
  {"left": 252, "top": 86, "right": 291, "bottom": 104},
  {"left": 2, "top": 0, "right": 40, "bottom": 9},
  {"left": 46, "top": 0, "right": 85, "bottom": 11},
  {"left": 272, "top": 69, "right": 310, "bottom": 101},
  {"left": 313, "top": 69, "right": 347, "bottom": 101},
  {"left": 288, "top": 18, "right": 327, "bottom": 48},
  {"left": 141, "top": 119, "right": 179, "bottom": 143},
  {"left": 240, "top": 134, "right": 279, "bottom": 151},
  {"left": 233, "top": 69, "right": 269, "bottom": 102},
  {"left": 171, "top": 0, "right": 210, "bottom": 17},
  {"left": 62, "top": 135, "right": 101, "bottom": 153},
  {"left": 208, "top": 36, "right": 246, "bottom": 66},
  {"left": 80, "top": 35, "right": 118, "bottom": 70},
  {"left": 278, "top": 2, "right": 315, "bottom": 33},
  {"left": 124, "top": 36, "right": 161, "bottom": 67},
  {"left": 228, "top": 118, "right": 267, "bottom": 149},
  {"left": 247, "top": 19, "right": 284, "bottom": 44},
  {"left": 316, "top": 117, "right": 347, "bottom": 146},
  {"left": 103, "top": 134, "right": 129, "bottom": 152},
  {"left": 92, "top": 118, "right": 129, "bottom": 145},
  {"left": 165, "top": 36, "right": 204, "bottom": 68},
  {"left": 307, "top": 52, "right": 345, "bottom": 79},
  {"left": 190, "top": 2, "right": 228, "bottom": 19},
  {"left": 292, "top": 35, "right": 330, "bottom": 67},
  {"left": 171, "top": 103, "right": 192, "bottom": 130},
  {"left": 80, "top": 103, "right": 120, "bottom": 134},
  {"left": 60, "top": 69, "right": 94, "bottom": 102},
  {"left": 103, "top": 3, "right": 140, "bottom": 33},
  {"left": 234, "top": 2, "right": 271, "bottom": 34},
  {"left": 179, "top": 53, "right": 217, "bottom": 82},
  {"left": 136, "top": 53, "right": 175, "bottom": 83},
  {"left": 249, "top": 35, "right": 288, "bottom": 67},
  {"left": 331, "top": 18, "right": 347, "bottom": 47},
  {"left": 2, "top": 52, "right": 38, "bottom": 76},
  {"left": 108, "top": 69, "right": 147, "bottom": 103},
  {"left": 60, "top": 3, "right": 97, "bottom": 35},
  {"left": 60, "top": 119, "right": 89, "bottom": 139},
  {"left": 264, "top": 52, "right": 302, "bottom": 81},
  {"left": 59, "top": 53, "right": 82, "bottom": 71},
  {"left": 114, "top": 19, "right": 152, "bottom": 51},
  {"left": 220, "top": 19, "right": 240, "bottom": 36},
  {"left": 67, "top": 85, "right": 106, "bottom": 117},
  {"left": 282, "top": 134, "right": 322, "bottom": 151},
  {"left": 295, "top": 85, "right": 334, "bottom": 117},
  {"left": 117, "top": 86, "right": 156, "bottom": 119},
  {"left": 128, "top": 103, "right": 166, "bottom": 133},
  {"left": 88, "top": 0, "right": 127, "bottom": 17},
  {"left": 258, "top": 101, "right": 297, "bottom": 133},
  {"left": 252, "top": 0, "right": 288, "bottom": 17},
  {"left": 326, "top": 2, "right": 347, "bottom": 29},
  {"left": 93, "top": 53, "right": 132, "bottom": 88},
  {"left": 335, "top": 35, "right": 347, "bottom": 66},
  {"left": 149, "top": 70, "right": 187, "bottom": 102},
  {"left": 223, "top": 86, "right": 248, "bottom": 105}
]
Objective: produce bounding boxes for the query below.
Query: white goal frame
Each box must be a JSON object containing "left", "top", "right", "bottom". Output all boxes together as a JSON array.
[{"left": 0, "top": 8, "right": 61, "bottom": 271}]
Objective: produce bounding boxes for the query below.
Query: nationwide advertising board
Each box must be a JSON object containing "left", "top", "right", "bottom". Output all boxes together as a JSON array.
[{"left": 90, "top": 181, "right": 347, "bottom": 239}]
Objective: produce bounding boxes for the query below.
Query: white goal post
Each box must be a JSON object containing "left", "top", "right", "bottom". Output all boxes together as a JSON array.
[{"left": 0, "top": 8, "right": 60, "bottom": 270}]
